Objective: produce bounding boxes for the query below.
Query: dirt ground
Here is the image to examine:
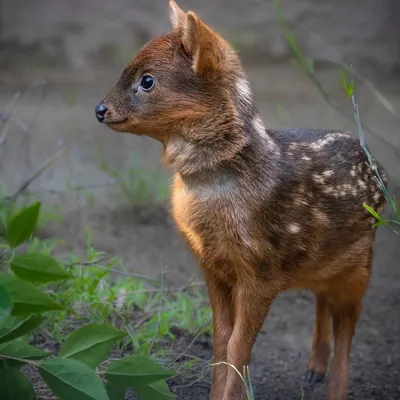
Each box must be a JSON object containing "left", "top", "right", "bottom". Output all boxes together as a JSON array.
[
  {"left": 25, "top": 217, "right": 400, "bottom": 400},
  {"left": 1, "top": 1, "right": 400, "bottom": 399}
]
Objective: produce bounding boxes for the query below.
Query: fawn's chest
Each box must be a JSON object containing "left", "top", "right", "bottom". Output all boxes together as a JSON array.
[{"left": 170, "top": 174, "right": 266, "bottom": 268}]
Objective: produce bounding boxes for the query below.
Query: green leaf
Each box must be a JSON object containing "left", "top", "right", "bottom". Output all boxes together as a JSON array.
[
  {"left": 105, "top": 355, "right": 176, "bottom": 387},
  {"left": 347, "top": 81, "right": 354, "bottom": 99},
  {"left": 0, "top": 315, "right": 42, "bottom": 344},
  {"left": 135, "top": 343, "right": 150, "bottom": 357},
  {"left": 59, "top": 324, "right": 126, "bottom": 369},
  {"left": 105, "top": 383, "right": 126, "bottom": 400},
  {"left": 0, "top": 285, "right": 12, "bottom": 319},
  {"left": 39, "top": 357, "right": 109, "bottom": 400},
  {"left": 0, "top": 364, "right": 37, "bottom": 400},
  {"left": 0, "top": 339, "right": 50, "bottom": 360},
  {"left": 363, "top": 203, "right": 383, "bottom": 221},
  {"left": 371, "top": 220, "right": 385, "bottom": 229},
  {"left": 135, "top": 380, "right": 176, "bottom": 400},
  {"left": 340, "top": 68, "right": 349, "bottom": 92},
  {"left": 6, "top": 202, "right": 41, "bottom": 248},
  {"left": 11, "top": 252, "right": 71, "bottom": 283},
  {"left": 0, "top": 274, "right": 63, "bottom": 315},
  {"left": 306, "top": 58, "right": 314, "bottom": 74}
]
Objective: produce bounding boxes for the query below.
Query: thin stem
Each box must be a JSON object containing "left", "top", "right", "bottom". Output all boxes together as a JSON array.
[{"left": 0, "top": 354, "right": 40, "bottom": 367}]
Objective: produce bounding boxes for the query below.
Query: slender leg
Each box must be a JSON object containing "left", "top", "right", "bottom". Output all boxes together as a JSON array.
[
  {"left": 223, "top": 282, "right": 277, "bottom": 400},
  {"left": 305, "top": 292, "right": 331, "bottom": 383},
  {"left": 326, "top": 301, "right": 361, "bottom": 400},
  {"left": 205, "top": 274, "right": 235, "bottom": 400},
  {"left": 326, "top": 267, "right": 370, "bottom": 400}
]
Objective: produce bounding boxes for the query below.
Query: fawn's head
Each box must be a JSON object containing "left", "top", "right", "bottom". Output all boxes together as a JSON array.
[{"left": 96, "top": 1, "right": 260, "bottom": 174}]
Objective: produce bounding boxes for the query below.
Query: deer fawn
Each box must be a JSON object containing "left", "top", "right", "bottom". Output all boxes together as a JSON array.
[{"left": 95, "top": 1, "right": 387, "bottom": 399}]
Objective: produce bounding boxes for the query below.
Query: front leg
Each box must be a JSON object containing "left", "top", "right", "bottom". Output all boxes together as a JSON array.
[
  {"left": 223, "top": 278, "right": 278, "bottom": 400},
  {"left": 204, "top": 270, "right": 235, "bottom": 400}
]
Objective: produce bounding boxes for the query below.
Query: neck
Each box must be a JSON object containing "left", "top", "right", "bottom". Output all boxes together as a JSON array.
[{"left": 162, "top": 74, "right": 280, "bottom": 179}]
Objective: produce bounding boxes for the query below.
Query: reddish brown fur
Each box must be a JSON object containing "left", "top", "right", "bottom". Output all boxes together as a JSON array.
[{"left": 96, "top": 2, "right": 388, "bottom": 399}]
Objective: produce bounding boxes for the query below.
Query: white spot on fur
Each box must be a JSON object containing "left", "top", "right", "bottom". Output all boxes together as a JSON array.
[
  {"left": 358, "top": 179, "right": 367, "bottom": 190},
  {"left": 313, "top": 209, "right": 329, "bottom": 223},
  {"left": 288, "top": 223, "right": 301, "bottom": 234},
  {"left": 323, "top": 170, "right": 334, "bottom": 177},
  {"left": 308, "top": 133, "right": 350, "bottom": 151},
  {"left": 294, "top": 197, "right": 308, "bottom": 206},
  {"left": 373, "top": 192, "right": 381, "bottom": 202},
  {"left": 312, "top": 174, "right": 325, "bottom": 184},
  {"left": 302, "top": 156, "right": 311, "bottom": 161},
  {"left": 236, "top": 77, "right": 253, "bottom": 105}
]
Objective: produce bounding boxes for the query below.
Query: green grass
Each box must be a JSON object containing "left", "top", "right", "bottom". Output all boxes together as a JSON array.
[{"left": 26, "top": 229, "right": 212, "bottom": 351}]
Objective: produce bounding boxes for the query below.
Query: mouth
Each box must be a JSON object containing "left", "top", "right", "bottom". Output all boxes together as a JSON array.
[{"left": 104, "top": 118, "right": 127, "bottom": 127}]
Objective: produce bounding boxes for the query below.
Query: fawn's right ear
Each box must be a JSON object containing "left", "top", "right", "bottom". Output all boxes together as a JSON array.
[{"left": 181, "top": 11, "right": 226, "bottom": 75}]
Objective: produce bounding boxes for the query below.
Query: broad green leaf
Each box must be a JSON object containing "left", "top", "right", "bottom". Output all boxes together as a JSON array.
[
  {"left": 0, "top": 364, "right": 37, "bottom": 400},
  {"left": 0, "top": 284, "right": 12, "bottom": 319},
  {"left": 0, "top": 339, "right": 50, "bottom": 360},
  {"left": 6, "top": 202, "right": 41, "bottom": 248},
  {"left": 11, "top": 252, "right": 71, "bottom": 283},
  {"left": 39, "top": 357, "right": 109, "bottom": 400},
  {"left": 0, "top": 274, "right": 63, "bottom": 315},
  {"left": 105, "top": 355, "right": 176, "bottom": 386},
  {"left": 58, "top": 324, "right": 126, "bottom": 369},
  {"left": 0, "top": 315, "right": 42, "bottom": 344},
  {"left": 135, "top": 380, "right": 176, "bottom": 400},
  {"left": 105, "top": 383, "right": 126, "bottom": 400}
]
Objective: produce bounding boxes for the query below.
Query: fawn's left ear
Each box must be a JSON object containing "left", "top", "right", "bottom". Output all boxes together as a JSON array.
[
  {"left": 181, "top": 12, "right": 226, "bottom": 75},
  {"left": 169, "top": 0, "right": 185, "bottom": 29}
]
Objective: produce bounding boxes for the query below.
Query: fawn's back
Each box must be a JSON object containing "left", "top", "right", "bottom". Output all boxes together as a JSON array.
[{"left": 96, "top": 2, "right": 387, "bottom": 399}]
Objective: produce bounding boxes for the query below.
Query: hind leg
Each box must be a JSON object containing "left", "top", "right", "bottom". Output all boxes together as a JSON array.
[
  {"left": 326, "top": 267, "right": 371, "bottom": 400},
  {"left": 305, "top": 292, "right": 331, "bottom": 384}
]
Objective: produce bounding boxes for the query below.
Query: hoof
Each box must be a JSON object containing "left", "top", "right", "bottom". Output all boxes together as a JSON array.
[{"left": 304, "top": 369, "right": 325, "bottom": 384}]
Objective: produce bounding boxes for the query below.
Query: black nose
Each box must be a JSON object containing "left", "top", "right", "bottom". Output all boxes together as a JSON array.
[{"left": 95, "top": 102, "right": 107, "bottom": 123}]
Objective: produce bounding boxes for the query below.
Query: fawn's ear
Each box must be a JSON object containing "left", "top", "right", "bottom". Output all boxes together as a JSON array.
[
  {"left": 169, "top": 0, "right": 185, "bottom": 29},
  {"left": 181, "top": 11, "right": 225, "bottom": 75}
]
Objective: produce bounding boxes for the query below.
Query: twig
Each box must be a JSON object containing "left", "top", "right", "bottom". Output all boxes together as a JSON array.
[
  {"left": 8, "top": 146, "right": 68, "bottom": 202},
  {"left": 167, "top": 313, "right": 212, "bottom": 367},
  {"left": 122, "top": 281, "right": 206, "bottom": 295},
  {"left": 150, "top": 261, "right": 165, "bottom": 351},
  {"left": 0, "top": 91, "right": 23, "bottom": 146},
  {"left": 68, "top": 256, "right": 163, "bottom": 283},
  {"left": 19, "top": 178, "right": 137, "bottom": 196},
  {"left": 169, "top": 359, "right": 213, "bottom": 388}
]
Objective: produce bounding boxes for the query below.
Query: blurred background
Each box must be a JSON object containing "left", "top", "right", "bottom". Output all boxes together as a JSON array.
[
  {"left": 1, "top": 1, "right": 400, "bottom": 397},
  {"left": 0, "top": 0, "right": 399, "bottom": 282}
]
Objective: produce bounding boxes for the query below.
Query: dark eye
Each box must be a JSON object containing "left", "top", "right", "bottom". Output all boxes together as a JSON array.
[{"left": 140, "top": 74, "right": 154, "bottom": 91}]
